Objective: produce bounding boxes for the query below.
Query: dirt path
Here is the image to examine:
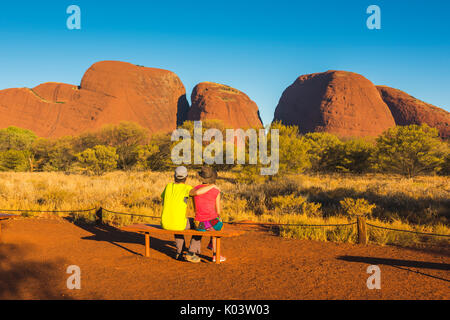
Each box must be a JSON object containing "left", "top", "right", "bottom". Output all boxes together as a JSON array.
[{"left": 0, "top": 218, "right": 448, "bottom": 300}]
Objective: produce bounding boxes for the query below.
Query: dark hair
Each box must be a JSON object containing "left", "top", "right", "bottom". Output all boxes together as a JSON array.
[
  {"left": 198, "top": 166, "right": 217, "bottom": 184},
  {"left": 174, "top": 177, "right": 187, "bottom": 183}
]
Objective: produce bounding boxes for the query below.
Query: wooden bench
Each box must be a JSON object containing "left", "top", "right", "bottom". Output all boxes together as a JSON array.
[
  {"left": 0, "top": 214, "right": 19, "bottom": 240},
  {"left": 121, "top": 224, "right": 244, "bottom": 264}
]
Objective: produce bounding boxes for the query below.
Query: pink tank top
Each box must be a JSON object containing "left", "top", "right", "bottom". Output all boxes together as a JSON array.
[{"left": 193, "top": 184, "right": 220, "bottom": 222}]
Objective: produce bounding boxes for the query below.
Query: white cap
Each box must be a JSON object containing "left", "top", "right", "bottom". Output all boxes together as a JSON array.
[{"left": 174, "top": 166, "right": 188, "bottom": 179}]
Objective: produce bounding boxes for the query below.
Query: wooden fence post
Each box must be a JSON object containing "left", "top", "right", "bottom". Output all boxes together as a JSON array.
[
  {"left": 357, "top": 216, "right": 367, "bottom": 245},
  {"left": 95, "top": 207, "right": 103, "bottom": 225}
]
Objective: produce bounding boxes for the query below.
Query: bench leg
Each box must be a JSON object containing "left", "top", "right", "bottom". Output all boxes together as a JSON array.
[
  {"left": 215, "top": 237, "right": 221, "bottom": 265},
  {"left": 144, "top": 233, "right": 150, "bottom": 258}
]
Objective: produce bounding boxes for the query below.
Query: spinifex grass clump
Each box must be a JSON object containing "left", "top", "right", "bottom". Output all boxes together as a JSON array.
[
  {"left": 272, "top": 194, "right": 307, "bottom": 213},
  {"left": 272, "top": 194, "right": 322, "bottom": 217},
  {"left": 277, "top": 214, "right": 356, "bottom": 243},
  {"left": 366, "top": 219, "right": 450, "bottom": 247},
  {"left": 235, "top": 178, "right": 300, "bottom": 215},
  {"left": 339, "top": 198, "right": 376, "bottom": 217}
]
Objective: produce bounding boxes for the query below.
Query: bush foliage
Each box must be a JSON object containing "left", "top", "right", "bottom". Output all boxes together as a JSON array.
[
  {"left": 339, "top": 198, "right": 376, "bottom": 217},
  {"left": 0, "top": 122, "right": 447, "bottom": 178},
  {"left": 373, "top": 124, "right": 446, "bottom": 177}
]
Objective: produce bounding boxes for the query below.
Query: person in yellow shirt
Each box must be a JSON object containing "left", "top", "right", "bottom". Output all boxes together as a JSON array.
[{"left": 161, "top": 166, "right": 214, "bottom": 262}]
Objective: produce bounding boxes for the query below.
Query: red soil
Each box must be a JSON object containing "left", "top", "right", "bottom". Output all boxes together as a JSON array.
[{"left": 0, "top": 218, "right": 448, "bottom": 300}]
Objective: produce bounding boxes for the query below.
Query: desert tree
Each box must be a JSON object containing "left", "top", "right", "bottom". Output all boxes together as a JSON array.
[
  {"left": 0, "top": 149, "right": 30, "bottom": 172},
  {"left": 0, "top": 126, "right": 37, "bottom": 171},
  {"left": 134, "top": 142, "right": 160, "bottom": 171},
  {"left": 374, "top": 124, "right": 446, "bottom": 177},
  {"left": 75, "top": 145, "right": 118, "bottom": 175},
  {"left": 32, "top": 136, "right": 77, "bottom": 172},
  {"left": 320, "top": 138, "right": 376, "bottom": 173},
  {"left": 97, "top": 122, "right": 150, "bottom": 170},
  {"left": 237, "top": 122, "right": 311, "bottom": 183},
  {"left": 303, "top": 132, "right": 342, "bottom": 171}
]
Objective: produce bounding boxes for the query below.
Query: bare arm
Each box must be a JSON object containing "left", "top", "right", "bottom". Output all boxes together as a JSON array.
[
  {"left": 189, "top": 185, "right": 217, "bottom": 197},
  {"left": 215, "top": 193, "right": 221, "bottom": 216}
]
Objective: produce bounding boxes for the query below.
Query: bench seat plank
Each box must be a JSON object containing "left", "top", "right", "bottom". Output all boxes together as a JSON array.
[
  {"left": 121, "top": 223, "right": 244, "bottom": 237},
  {"left": 121, "top": 223, "right": 244, "bottom": 264}
]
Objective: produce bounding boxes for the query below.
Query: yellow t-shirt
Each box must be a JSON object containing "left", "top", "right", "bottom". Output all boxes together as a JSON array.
[{"left": 161, "top": 183, "right": 193, "bottom": 231}]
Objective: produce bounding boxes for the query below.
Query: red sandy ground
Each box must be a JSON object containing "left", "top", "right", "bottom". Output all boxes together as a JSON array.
[{"left": 0, "top": 218, "right": 448, "bottom": 300}]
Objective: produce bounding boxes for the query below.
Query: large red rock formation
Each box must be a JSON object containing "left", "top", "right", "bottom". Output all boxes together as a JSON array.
[
  {"left": 32, "top": 82, "right": 79, "bottom": 103},
  {"left": 273, "top": 71, "right": 396, "bottom": 137},
  {"left": 0, "top": 86, "right": 77, "bottom": 138},
  {"left": 0, "top": 61, "right": 189, "bottom": 137},
  {"left": 377, "top": 86, "right": 450, "bottom": 139},
  {"left": 187, "top": 82, "right": 263, "bottom": 129}
]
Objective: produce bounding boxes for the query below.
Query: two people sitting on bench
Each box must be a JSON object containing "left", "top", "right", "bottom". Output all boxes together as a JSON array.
[{"left": 160, "top": 166, "right": 224, "bottom": 263}]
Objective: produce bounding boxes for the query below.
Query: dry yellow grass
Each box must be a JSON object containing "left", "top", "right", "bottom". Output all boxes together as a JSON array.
[{"left": 0, "top": 171, "right": 448, "bottom": 247}]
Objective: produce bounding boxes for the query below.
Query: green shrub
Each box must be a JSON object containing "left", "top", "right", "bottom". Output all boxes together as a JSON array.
[
  {"left": 438, "top": 150, "right": 450, "bottom": 176},
  {"left": 237, "top": 178, "right": 300, "bottom": 214},
  {"left": 97, "top": 122, "right": 150, "bottom": 170},
  {"left": 374, "top": 124, "right": 446, "bottom": 177},
  {"left": 271, "top": 194, "right": 322, "bottom": 217},
  {"left": 272, "top": 194, "right": 307, "bottom": 213},
  {"left": 0, "top": 150, "right": 30, "bottom": 172},
  {"left": 75, "top": 145, "right": 118, "bottom": 175},
  {"left": 303, "top": 132, "right": 341, "bottom": 171},
  {"left": 271, "top": 121, "right": 312, "bottom": 175},
  {"left": 340, "top": 198, "right": 376, "bottom": 217},
  {"left": 134, "top": 143, "right": 160, "bottom": 171},
  {"left": 0, "top": 127, "right": 37, "bottom": 172},
  {"left": 0, "top": 126, "right": 37, "bottom": 151},
  {"left": 320, "top": 138, "right": 375, "bottom": 173},
  {"left": 32, "top": 136, "right": 76, "bottom": 172}
]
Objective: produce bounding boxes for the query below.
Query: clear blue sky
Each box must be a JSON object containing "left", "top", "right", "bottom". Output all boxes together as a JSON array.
[{"left": 0, "top": 0, "right": 449, "bottom": 125}]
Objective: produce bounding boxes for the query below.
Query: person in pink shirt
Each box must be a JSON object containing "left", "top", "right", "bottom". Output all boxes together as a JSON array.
[{"left": 189, "top": 166, "right": 226, "bottom": 263}]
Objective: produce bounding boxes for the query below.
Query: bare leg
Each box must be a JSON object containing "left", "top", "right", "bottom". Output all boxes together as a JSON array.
[{"left": 212, "top": 237, "right": 217, "bottom": 254}]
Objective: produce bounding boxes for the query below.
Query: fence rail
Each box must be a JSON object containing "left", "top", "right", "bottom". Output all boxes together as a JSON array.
[
  {"left": 366, "top": 222, "right": 450, "bottom": 238},
  {"left": 227, "top": 221, "right": 356, "bottom": 227},
  {"left": 102, "top": 208, "right": 161, "bottom": 220},
  {"left": 0, "top": 208, "right": 95, "bottom": 213},
  {"left": 1, "top": 206, "right": 449, "bottom": 244}
]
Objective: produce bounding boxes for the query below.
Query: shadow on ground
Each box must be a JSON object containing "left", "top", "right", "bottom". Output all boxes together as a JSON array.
[
  {"left": 66, "top": 218, "right": 179, "bottom": 260},
  {"left": 390, "top": 243, "right": 450, "bottom": 258},
  {"left": 337, "top": 255, "right": 450, "bottom": 283},
  {"left": 0, "top": 243, "right": 70, "bottom": 299},
  {"left": 66, "top": 218, "right": 219, "bottom": 263}
]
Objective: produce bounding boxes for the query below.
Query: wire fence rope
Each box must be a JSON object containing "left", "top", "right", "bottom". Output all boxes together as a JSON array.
[
  {"left": 366, "top": 222, "right": 450, "bottom": 238},
  {"left": 1, "top": 206, "right": 449, "bottom": 239}
]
